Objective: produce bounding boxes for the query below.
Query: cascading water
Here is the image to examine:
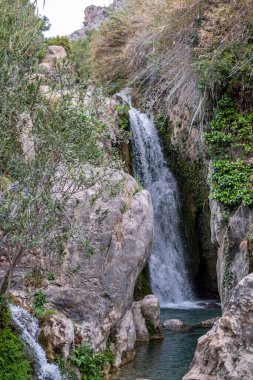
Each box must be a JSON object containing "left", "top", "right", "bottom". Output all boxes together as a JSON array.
[
  {"left": 120, "top": 92, "right": 193, "bottom": 306},
  {"left": 10, "top": 305, "right": 62, "bottom": 380}
]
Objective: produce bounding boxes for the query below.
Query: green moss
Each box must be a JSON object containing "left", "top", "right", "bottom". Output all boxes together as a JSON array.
[
  {"left": 116, "top": 104, "right": 131, "bottom": 131},
  {"left": 222, "top": 236, "right": 233, "bottom": 290},
  {"left": 134, "top": 267, "right": 152, "bottom": 301}
]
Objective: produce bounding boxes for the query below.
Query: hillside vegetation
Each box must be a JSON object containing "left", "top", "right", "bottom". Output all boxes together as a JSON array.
[{"left": 89, "top": 0, "right": 253, "bottom": 208}]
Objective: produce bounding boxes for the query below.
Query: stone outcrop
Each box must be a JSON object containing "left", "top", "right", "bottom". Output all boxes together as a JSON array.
[
  {"left": 6, "top": 168, "right": 154, "bottom": 367},
  {"left": 163, "top": 319, "right": 187, "bottom": 331},
  {"left": 210, "top": 200, "right": 253, "bottom": 308},
  {"left": 69, "top": 1, "right": 126, "bottom": 41},
  {"left": 183, "top": 274, "right": 253, "bottom": 380},
  {"left": 40, "top": 45, "right": 67, "bottom": 70},
  {"left": 39, "top": 313, "right": 74, "bottom": 360}
]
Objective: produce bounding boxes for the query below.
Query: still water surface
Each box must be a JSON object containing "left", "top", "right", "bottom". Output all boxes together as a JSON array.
[{"left": 111, "top": 307, "right": 221, "bottom": 380}]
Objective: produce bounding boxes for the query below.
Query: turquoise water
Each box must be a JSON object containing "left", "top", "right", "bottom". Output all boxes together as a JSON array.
[{"left": 110, "top": 308, "right": 221, "bottom": 380}]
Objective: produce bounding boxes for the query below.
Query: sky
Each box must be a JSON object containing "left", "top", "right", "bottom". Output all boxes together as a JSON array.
[{"left": 36, "top": 0, "right": 112, "bottom": 37}]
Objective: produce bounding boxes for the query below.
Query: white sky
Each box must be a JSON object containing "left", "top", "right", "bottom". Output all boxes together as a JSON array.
[{"left": 36, "top": 0, "right": 112, "bottom": 37}]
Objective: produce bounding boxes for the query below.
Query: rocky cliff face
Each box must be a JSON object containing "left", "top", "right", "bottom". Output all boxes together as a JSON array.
[
  {"left": 210, "top": 201, "right": 253, "bottom": 309},
  {"left": 8, "top": 168, "right": 155, "bottom": 367},
  {"left": 183, "top": 273, "right": 253, "bottom": 380},
  {"left": 0, "top": 46, "right": 157, "bottom": 370},
  {"left": 69, "top": 0, "right": 126, "bottom": 42}
]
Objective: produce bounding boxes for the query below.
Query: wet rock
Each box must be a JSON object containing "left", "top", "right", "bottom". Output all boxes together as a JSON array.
[
  {"left": 197, "top": 301, "right": 220, "bottom": 309},
  {"left": 193, "top": 317, "right": 220, "bottom": 329},
  {"left": 140, "top": 295, "right": 160, "bottom": 329},
  {"left": 183, "top": 274, "right": 253, "bottom": 380},
  {"left": 132, "top": 302, "right": 149, "bottom": 342},
  {"left": 113, "top": 309, "right": 136, "bottom": 367},
  {"left": 163, "top": 319, "right": 188, "bottom": 331},
  {"left": 39, "top": 313, "right": 74, "bottom": 360}
]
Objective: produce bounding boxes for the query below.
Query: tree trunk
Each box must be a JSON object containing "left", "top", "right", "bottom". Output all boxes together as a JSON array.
[{"left": 0, "top": 247, "right": 23, "bottom": 299}]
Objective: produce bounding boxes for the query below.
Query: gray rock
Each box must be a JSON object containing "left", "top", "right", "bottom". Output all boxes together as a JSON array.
[
  {"left": 6, "top": 169, "right": 154, "bottom": 367},
  {"left": 140, "top": 295, "right": 160, "bottom": 329},
  {"left": 132, "top": 302, "right": 149, "bottom": 342},
  {"left": 40, "top": 45, "right": 67, "bottom": 71},
  {"left": 163, "top": 319, "right": 187, "bottom": 331},
  {"left": 69, "top": 1, "right": 126, "bottom": 42},
  {"left": 210, "top": 200, "right": 253, "bottom": 308},
  {"left": 183, "top": 274, "right": 253, "bottom": 380},
  {"left": 39, "top": 313, "right": 74, "bottom": 360}
]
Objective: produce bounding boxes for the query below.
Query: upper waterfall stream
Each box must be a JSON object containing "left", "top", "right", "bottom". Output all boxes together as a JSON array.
[{"left": 124, "top": 95, "right": 193, "bottom": 306}]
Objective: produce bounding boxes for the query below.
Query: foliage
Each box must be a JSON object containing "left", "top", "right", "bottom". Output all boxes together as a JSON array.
[
  {"left": 116, "top": 104, "right": 130, "bottom": 131},
  {"left": 0, "top": 299, "right": 12, "bottom": 328},
  {"left": 0, "top": 327, "right": 32, "bottom": 380},
  {"left": 33, "top": 290, "right": 46, "bottom": 318},
  {"left": 24, "top": 268, "right": 44, "bottom": 288},
  {"left": 206, "top": 96, "right": 253, "bottom": 207},
  {"left": 47, "top": 36, "right": 72, "bottom": 53},
  {"left": 222, "top": 236, "right": 233, "bottom": 290},
  {"left": 71, "top": 31, "right": 95, "bottom": 82},
  {"left": 47, "top": 272, "right": 56, "bottom": 281},
  {"left": 197, "top": 39, "right": 253, "bottom": 109},
  {"left": 0, "top": 0, "right": 117, "bottom": 299},
  {"left": 69, "top": 344, "right": 113, "bottom": 380},
  {"left": 205, "top": 96, "right": 253, "bottom": 159},
  {"left": 210, "top": 160, "right": 253, "bottom": 207}
]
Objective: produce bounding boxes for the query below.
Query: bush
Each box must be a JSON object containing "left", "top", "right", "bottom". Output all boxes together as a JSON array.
[
  {"left": 71, "top": 32, "right": 95, "bottom": 82},
  {"left": 210, "top": 160, "right": 253, "bottom": 207},
  {"left": 0, "top": 327, "right": 32, "bottom": 380},
  {"left": 205, "top": 96, "right": 253, "bottom": 207},
  {"left": 69, "top": 344, "right": 113, "bottom": 380},
  {"left": 46, "top": 36, "right": 72, "bottom": 53},
  {"left": 33, "top": 290, "right": 46, "bottom": 318},
  {"left": 205, "top": 96, "right": 253, "bottom": 159}
]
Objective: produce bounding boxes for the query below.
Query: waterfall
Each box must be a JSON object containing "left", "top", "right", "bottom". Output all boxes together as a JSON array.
[
  {"left": 10, "top": 305, "right": 62, "bottom": 380},
  {"left": 120, "top": 92, "right": 193, "bottom": 306}
]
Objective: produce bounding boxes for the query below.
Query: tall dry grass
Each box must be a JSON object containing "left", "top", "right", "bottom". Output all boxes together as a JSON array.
[{"left": 92, "top": 0, "right": 253, "bottom": 118}]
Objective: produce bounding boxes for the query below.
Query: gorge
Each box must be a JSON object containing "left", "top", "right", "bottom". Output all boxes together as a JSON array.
[{"left": 0, "top": 0, "right": 253, "bottom": 380}]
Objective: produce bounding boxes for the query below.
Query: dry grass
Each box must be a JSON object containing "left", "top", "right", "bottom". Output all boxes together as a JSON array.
[{"left": 92, "top": 0, "right": 253, "bottom": 118}]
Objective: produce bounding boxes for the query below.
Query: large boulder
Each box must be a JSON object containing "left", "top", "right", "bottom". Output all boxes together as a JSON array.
[
  {"left": 5, "top": 169, "right": 154, "bottom": 367},
  {"left": 140, "top": 295, "right": 160, "bottom": 329},
  {"left": 183, "top": 274, "right": 253, "bottom": 380}
]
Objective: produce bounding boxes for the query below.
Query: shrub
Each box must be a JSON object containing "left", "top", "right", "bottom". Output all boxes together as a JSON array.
[
  {"left": 69, "top": 344, "right": 113, "bottom": 380},
  {"left": 206, "top": 96, "right": 253, "bottom": 207},
  {"left": 0, "top": 327, "right": 32, "bottom": 380},
  {"left": 210, "top": 160, "right": 253, "bottom": 207},
  {"left": 47, "top": 36, "right": 72, "bottom": 53},
  {"left": 71, "top": 31, "right": 95, "bottom": 82},
  {"left": 33, "top": 290, "right": 46, "bottom": 318}
]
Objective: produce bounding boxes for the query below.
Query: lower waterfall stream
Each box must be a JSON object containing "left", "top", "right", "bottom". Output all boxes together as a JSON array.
[{"left": 10, "top": 305, "right": 62, "bottom": 380}]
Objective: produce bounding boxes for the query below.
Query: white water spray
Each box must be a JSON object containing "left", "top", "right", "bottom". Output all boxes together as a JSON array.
[
  {"left": 120, "top": 92, "right": 193, "bottom": 306},
  {"left": 10, "top": 305, "right": 62, "bottom": 380}
]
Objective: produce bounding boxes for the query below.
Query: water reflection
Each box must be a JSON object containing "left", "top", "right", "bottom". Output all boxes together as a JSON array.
[{"left": 110, "top": 308, "right": 221, "bottom": 380}]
